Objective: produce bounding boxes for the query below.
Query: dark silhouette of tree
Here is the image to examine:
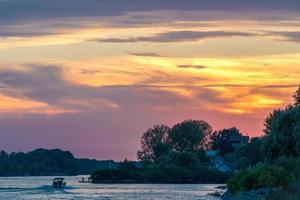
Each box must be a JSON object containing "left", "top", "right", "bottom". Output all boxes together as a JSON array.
[
  {"left": 163, "top": 151, "right": 201, "bottom": 168},
  {"left": 210, "top": 127, "right": 245, "bottom": 156},
  {"left": 0, "top": 150, "right": 8, "bottom": 158},
  {"left": 169, "top": 120, "right": 212, "bottom": 152},
  {"left": 262, "top": 105, "right": 300, "bottom": 160},
  {"left": 262, "top": 87, "right": 300, "bottom": 160},
  {"left": 236, "top": 137, "right": 263, "bottom": 166},
  {"left": 0, "top": 148, "right": 117, "bottom": 176},
  {"left": 137, "top": 124, "right": 170, "bottom": 162},
  {"left": 293, "top": 85, "right": 300, "bottom": 106},
  {"left": 119, "top": 159, "right": 138, "bottom": 170}
]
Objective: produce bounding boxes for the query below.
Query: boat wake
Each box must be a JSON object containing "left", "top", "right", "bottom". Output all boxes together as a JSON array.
[{"left": 0, "top": 185, "right": 76, "bottom": 193}]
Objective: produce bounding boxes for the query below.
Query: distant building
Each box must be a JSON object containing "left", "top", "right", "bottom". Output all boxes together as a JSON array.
[
  {"left": 205, "top": 135, "right": 249, "bottom": 173},
  {"left": 210, "top": 157, "right": 234, "bottom": 173},
  {"left": 206, "top": 150, "right": 218, "bottom": 157},
  {"left": 206, "top": 151, "right": 235, "bottom": 172}
]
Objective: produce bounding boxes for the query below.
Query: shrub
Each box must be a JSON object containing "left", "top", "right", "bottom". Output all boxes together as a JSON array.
[
  {"left": 91, "top": 165, "right": 229, "bottom": 184},
  {"left": 227, "top": 157, "right": 300, "bottom": 194},
  {"left": 228, "top": 164, "right": 285, "bottom": 193}
]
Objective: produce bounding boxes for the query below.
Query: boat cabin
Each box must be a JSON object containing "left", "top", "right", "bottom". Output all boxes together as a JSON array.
[{"left": 52, "top": 177, "right": 66, "bottom": 189}]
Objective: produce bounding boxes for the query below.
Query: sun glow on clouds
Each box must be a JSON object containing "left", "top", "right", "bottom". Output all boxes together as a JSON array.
[
  {"left": 4, "top": 50, "right": 297, "bottom": 117},
  {"left": 0, "top": 94, "right": 71, "bottom": 114},
  {"left": 54, "top": 54, "right": 299, "bottom": 116},
  {"left": 0, "top": 3, "right": 300, "bottom": 158}
]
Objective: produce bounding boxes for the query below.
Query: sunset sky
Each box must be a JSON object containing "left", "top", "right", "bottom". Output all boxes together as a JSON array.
[{"left": 0, "top": 0, "right": 300, "bottom": 160}]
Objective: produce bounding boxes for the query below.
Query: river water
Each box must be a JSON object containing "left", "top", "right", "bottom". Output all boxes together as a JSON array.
[{"left": 0, "top": 176, "right": 224, "bottom": 199}]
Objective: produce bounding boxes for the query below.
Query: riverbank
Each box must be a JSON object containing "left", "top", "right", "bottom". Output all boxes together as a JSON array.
[
  {"left": 222, "top": 188, "right": 270, "bottom": 200},
  {"left": 222, "top": 185, "right": 300, "bottom": 200}
]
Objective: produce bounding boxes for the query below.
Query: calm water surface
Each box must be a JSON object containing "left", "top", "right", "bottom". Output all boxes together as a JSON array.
[{"left": 0, "top": 176, "right": 225, "bottom": 199}]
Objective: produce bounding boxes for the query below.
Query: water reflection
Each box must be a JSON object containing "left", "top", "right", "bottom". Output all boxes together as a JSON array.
[{"left": 0, "top": 176, "right": 224, "bottom": 199}]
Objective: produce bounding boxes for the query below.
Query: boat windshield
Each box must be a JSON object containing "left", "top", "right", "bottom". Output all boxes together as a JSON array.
[{"left": 53, "top": 178, "right": 65, "bottom": 181}]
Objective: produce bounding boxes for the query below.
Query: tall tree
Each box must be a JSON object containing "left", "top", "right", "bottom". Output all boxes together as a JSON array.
[
  {"left": 210, "top": 127, "right": 246, "bottom": 156},
  {"left": 137, "top": 124, "right": 170, "bottom": 162},
  {"left": 262, "top": 87, "right": 300, "bottom": 160},
  {"left": 168, "top": 120, "right": 212, "bottom": 152},
  {"left": 262, "top": 105, "right": 300, "bottom": 160}
]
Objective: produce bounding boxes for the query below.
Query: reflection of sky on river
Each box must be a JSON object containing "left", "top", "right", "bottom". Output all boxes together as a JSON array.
[{"left": 0, "top": 176, "right": 224, "bottom": 199}]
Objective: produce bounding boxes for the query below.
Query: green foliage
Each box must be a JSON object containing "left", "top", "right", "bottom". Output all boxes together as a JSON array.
[
  {"left": 137, "top": 120, "right": 211, "bottom": 170},
  {"left": 119, "top": 159, "right": 138, "bottom": 170},
  {"left": 169, "top": 120, "right": 212, "bottom": 152},
  {"left": 0, "top": 148, "right": 116, "bottom": 176},
  {"left": 93, "top": 119, "right": 228, "bottom": 184},
  {"left": 91, "top": 165, "right": 228, "bottom": 184},
  {"left": 137, "top": 124, "right": 170, "bottom": 162},
  {"left": 155, "top": 151, "right": 201, "bottom": 168},
  {"left": 275, "top": 156, "right": 300, "bottom": 178},
  {"left": 236, "top": 157, "right": 251, "bottom": 169},
  {"left": 236, "top": 137, "right": 263, "bottom": 166},
  {"left": 228, "top": 87, "right": 300, "bottom": 195},
  {"left": 262, "top": 105, "right": 300, "bottom": 160},
  {"left": 228, "top": 157, "right": 300, "bottom": 194},
  {"left": 91, "top": 169, "right": 133, "bottom": 183},
  {"left": 210, "top": 127, "right": 247, "bottom": 156},
  {"left": 0, "top": 148, "right": 78, "bottom": 176},
  {"left": 260, "top": 87, "right": 300, "bottom": 161},
  {"left": 138, "top": 120, "right": 213, "bottom": 164}
]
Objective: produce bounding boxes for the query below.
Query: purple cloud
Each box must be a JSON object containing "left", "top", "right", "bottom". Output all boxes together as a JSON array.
[{"left": 91, "top": 31, "right": 255, "bottom": 43}]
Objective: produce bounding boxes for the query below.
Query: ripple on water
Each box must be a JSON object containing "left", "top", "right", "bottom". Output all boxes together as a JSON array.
[{"left": 0, "top": 177, "right": 224, "bottom": 200}]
